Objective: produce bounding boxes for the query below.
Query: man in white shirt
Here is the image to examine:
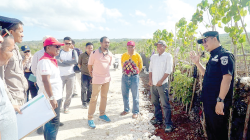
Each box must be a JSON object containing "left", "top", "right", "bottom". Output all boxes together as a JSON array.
[
  {"left": 36, "top": 37, "right": 64, "bottom": 139},
  {"left": 31, "top": 35, "right": 57, "bottom": 134},
  {"left": 31, "top": 35, "right": 51, "bottom": 77},
  {"left": 56, "top": 37, "right": 78, "bottom": 114},
  {"left": 148, "top": 40, "right": 173, "bottom": 133}
]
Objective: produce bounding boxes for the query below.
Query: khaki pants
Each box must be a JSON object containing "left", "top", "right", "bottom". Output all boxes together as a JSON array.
[{"left": 88, "top": 82, "right": 110, "bottom": 120}]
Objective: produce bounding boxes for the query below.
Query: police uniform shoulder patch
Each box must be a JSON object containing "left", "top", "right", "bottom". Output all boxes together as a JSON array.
[{"left": 220, "top": 56, "right": 228, "bottom": 65}]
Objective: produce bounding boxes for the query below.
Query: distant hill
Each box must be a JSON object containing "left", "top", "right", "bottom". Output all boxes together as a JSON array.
[{"left": 18, "top": 33, "right": 250, "bottom": 54}]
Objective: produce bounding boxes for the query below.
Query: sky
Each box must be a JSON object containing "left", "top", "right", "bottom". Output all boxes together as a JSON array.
[{"left": 0, "top": 0, "right": 249, "bottom": 41}]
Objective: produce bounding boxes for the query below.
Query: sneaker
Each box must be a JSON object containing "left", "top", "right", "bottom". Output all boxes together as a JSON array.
[
  {"left": 82, "top": 104, "right": 88, "bottom": 109},
  {"left": 99, "top": 115, "right": 111, "bottom": 123},
  {"left": 64, "top": 108, "right": 69, "bottom": 114},
  {"left": 72, "top": 93, "right": 78, "bottom": 98},
  {"left": 165, "top": 124, "right": 173, "bottom": 133},
  {"left": 88, "top": 120, "right": 96, "bottom": 129},
  {"left": 37, "top": 126, "right": 43, "bottom": 134},
  {"left": 120, "top": 111, "right": 129, "bottom": 116},
  {"left": 132, "top": 114, "right": 138, "bottom": 119},
  {"left": 150, "top": 119, "right": 163, "bottom": 125},
  {"left": 59, "top": 122, "right": 64, "bottom": 127}
]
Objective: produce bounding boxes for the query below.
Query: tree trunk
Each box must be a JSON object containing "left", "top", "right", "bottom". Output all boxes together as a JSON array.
[
  {"left": 189, "top": 78, "right": 197, "bottom": 114},
  {"left": 237, "top": 6, "right": 250, "bottom": 45},
  {"left": 243, "top": 93, "right": 250, "bottom": 140}
]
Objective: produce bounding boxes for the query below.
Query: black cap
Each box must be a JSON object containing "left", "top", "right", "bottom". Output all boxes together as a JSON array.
[
  {"left": 0, "top": 16, "right": 21, "bottom": 30},
  {"left": 197, "top": 31, "right": 219, "bottom": 44}
]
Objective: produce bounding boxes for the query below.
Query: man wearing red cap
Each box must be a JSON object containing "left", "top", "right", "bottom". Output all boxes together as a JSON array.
[
  {"left": 120, "top": 41, "right": 143, "bottom": 119},
  {"left": 36, "top": 37, "right": 64, "bottom": 140}
]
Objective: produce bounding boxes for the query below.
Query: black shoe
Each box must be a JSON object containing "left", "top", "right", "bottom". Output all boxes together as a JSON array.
[
  {"left": 150, "top": 119, "right": 163, "bottom": 125},
  {"left": 37, "top": 127, "right": 43, "bottom": 135},
  {"left": 72, "top": 93, "right": 78, "bottom": 97},
  {"left": 59, "top": 122, "right": 64, "bottom": 127},
  {"left": 82, "top": 104, "right": 88, "bottom": 109},
  {"left": 164, "top": 124, "right": 173, "bottom": 133}
]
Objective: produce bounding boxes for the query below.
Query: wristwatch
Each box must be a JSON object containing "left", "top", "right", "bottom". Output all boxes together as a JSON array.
[
  {"left": 49, "top": 96, "right": 55, "bottom": 100},
  {"left": 216, "top": 97, "right": 224, "bottom": 102}
]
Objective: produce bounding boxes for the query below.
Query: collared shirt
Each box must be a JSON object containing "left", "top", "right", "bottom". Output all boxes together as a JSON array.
[
  {"left": 121, "top": 52, "right": 143, "bottom": 76},
  {"left": 88, "top": 47, "right": 113, "bottom": 84},
  {"left": 36, "top": 53, "right": 62, "bottom": 100},
  {"left": 202, "top": 46, "right": 235, "bottom": 104},
  {"left": 78, "top": 52, "right": 90, "bottom": 76},
  {"left": 149, "top": 52, "right": 173, "bottom": 86},
  {"left": 0, "top": 44, "right": 28, "bottom": 105},
  {"left": 31, "top": 49, "right": 45, "bottom": 76}
]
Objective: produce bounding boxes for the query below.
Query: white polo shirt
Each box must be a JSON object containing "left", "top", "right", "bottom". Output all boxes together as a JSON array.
[
  {"left": 36, "top": 57, "right": 62, "bottom": 100},
  {"left": 149, "top": 52, "right": 173, "bottom": 86}
]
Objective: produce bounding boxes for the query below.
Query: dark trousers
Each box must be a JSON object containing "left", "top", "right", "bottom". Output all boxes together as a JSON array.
[
  {"left": 44, "top": 99, "right": 62, "bottom": 140},
  {"left": 150, "top": 83, "right": 172, "bottom": 125},
  {"left": 203, "top": 101, "right": 230, "bottom": 140},
  {"left": 81, "top": 74, "right": 92, "bottom": 105},
  {"left": 24, "top": 72, "right": 38, "bottom": 101}
]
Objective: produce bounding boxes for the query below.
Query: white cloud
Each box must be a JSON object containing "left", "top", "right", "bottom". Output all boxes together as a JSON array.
[
  {"left": 141, "top": 33, "right": 152, "bottom": 39},
  {"left": 129, "top": 13, "right": 135, "bottom": 17},
  {"left": 98, "top": 26, "right": 110, "bottom": 31},
  {"left": 138, "top": 19, "right": 156, "bottom": 26},
  {"left": 135, "top": 10, "right": 146, "bottom": 17},
  {"left": 118, "top": 19, "right": 130, "bottom": 25},
  {"left": 105, "top": 8, "right": 122, "bottom": 18},
  {"left": 164, "top": 0, "right": 195, "bottom": 21},
  {"left": 0, "top": 0, "right": 119, "bottom": 31},
  {"left": 149, "top": 5, "right": 153, "bottom": 9},
  {"left": 105, "top": 27, "right": 110, "bottom": 31},
  {"left": 99, "top": 26, "right": 104, "bottom": 31},
  {"left": 157, "top": 0, "right": 196, "bottom": 33}
]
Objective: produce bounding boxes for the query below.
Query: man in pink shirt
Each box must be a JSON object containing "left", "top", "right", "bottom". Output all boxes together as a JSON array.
[{"left": 87, "top": 36, "right": 112, "bottom": 129}]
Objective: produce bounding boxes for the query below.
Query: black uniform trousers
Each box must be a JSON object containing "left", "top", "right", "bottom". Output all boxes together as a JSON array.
[
  {"left": 24, "top": 72, "right": 38, "bottom": 101},
  {"left": 203, "top": 100, "right": 231, "bottom": 140}
]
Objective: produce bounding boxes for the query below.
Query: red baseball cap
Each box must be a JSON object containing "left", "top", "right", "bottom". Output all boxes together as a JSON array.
[
  {"left": 43, "top": 37, "right": 64, "bottom": 47},
  {"left": 127, "top": 41, "right": 135, "bottom": 46}
]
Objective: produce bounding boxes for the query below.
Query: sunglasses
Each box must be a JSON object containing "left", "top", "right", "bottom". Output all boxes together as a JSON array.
[
  {"left": 202, "top": 36, "right": 218, "bottom": 44},
  {"left": 50, "top": 45, "right": 61, "bottom": 49},
  {"left": 24, "top": 51, "right": 30, "bottom": 53},
  {"left": 1, "top": 28, "right": 11, "bottom": 37},
  {"left": 65, "top": 43, "right": 72, "bottom": 45}
]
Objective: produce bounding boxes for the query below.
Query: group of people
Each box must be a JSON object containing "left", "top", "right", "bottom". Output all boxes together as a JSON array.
[{"left": 0, "top": 15, "right": 235, "bottom": 140}]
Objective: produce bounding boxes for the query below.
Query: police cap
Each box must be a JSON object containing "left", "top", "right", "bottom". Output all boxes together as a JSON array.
[
  {"left": 197, "top": 31, "right": 219, "bottom": 44},
  {"left": 0, "top": 16, "right": 22, "bottom": 30},
  {"left": 21, "top": 45, "right": 30, "bottom": 52}
]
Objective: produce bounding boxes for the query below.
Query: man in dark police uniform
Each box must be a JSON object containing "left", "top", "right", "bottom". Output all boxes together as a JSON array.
[{"left": 190, "top": 31, "right": 235, "bottom": 140}]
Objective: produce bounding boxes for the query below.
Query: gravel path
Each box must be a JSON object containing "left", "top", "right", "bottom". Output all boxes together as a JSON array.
[{"left": 24, "top": 56, "right": 161, "bottom": 140}]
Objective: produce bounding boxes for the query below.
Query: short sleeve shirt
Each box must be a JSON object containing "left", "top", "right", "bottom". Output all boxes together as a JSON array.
[
  {"left": 78, "top": 52, "right": 90, "bottom": 76},
  {"left": 36, "top": 55, "right": 62, "bottom": 100},
  {"left": 121, "top": 52, "right": 143, "bottom": 76},
  {"left": 202, "top": 46, "right": 235, "bottom": 104},
  {"left": 88, "top": 48, "right": 112, "bottom": 84},
  {"left": 149, "top": 52, "right": 173, "bottom": 86}
]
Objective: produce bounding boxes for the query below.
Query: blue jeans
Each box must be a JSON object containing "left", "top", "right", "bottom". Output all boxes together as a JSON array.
[
  {"left": 81, "top": 74, "right": 92, "bottom": 105},
  {"left": 121, "top": 74, "right": 139, "bottom": 114},
  {"left": 150, "top": 83, "right": 172, "bottom": 125},
  {"left": 44, "top": 99, "right": 62, "bottom": 140}
]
